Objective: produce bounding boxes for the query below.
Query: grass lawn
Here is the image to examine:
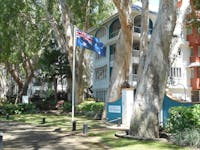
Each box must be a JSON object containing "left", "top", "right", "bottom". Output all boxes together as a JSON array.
[{"left": 0, "top": 113, "right": 190, "bottom": 150}]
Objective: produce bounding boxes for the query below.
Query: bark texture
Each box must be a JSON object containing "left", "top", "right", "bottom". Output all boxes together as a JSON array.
[
  {"left": 107, "top": 0, "right": 133, "bottom": 102},
  {"left": 130, "top": 0, "right": 177, "bottom": 138},
  {"left": 137, "top": 0, "right": 149, "bottom": 77},
  {"left": 103, "top": 0, "right": 133, "bottom": 119}
]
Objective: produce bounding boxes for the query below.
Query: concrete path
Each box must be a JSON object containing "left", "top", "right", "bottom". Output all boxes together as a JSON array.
[{"left": 0, "top": 121, "right": 110, "bottom": 150}]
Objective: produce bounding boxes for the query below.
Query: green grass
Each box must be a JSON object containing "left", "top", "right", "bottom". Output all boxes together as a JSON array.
[{"left": 0, "top": 113, "right": 190, "bottom": 150}]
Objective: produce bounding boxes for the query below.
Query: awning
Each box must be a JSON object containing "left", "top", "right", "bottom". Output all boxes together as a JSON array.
[{"left": 187, "top": 62, "right": 200, "bottom": 68}]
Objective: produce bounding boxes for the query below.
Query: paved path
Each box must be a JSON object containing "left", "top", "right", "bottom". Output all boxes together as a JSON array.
[{"left": 0, "top": 121, "right": 110, "bottom": 150}]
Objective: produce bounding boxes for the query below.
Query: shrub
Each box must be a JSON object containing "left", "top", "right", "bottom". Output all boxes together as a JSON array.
[
  {"left": 77, "top": 101, "right": 104, "bottom": 118},
  {"left": 0, "top": 103, "right": 37, "bottom": 115},
  {"left": 171, "top": 128, "right": 200, "bottom": 148},
  {"left": 166, "top": 105, "right": 200, "bottom": 133},
  {"left": 62, "top": 102, "right": 72, "bottom": 112}
]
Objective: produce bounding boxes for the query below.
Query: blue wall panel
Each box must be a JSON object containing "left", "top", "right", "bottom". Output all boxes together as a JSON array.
[
  {"left": 107, "top": 97, "right": 122, "bottom": 123},
  {"left": 162, "top": 95, "right": 193, "bottom": 126}
]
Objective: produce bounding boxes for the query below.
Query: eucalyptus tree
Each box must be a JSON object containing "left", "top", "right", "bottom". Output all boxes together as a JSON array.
[
  {"left": 108, "top": 0, "right": 190, "bottom": 138},
  {"left": 0, "top": 0, "right": 51, "bottom": 103},
  {"left": 44, "top": 0, "right": 114, "bottom": 103}
]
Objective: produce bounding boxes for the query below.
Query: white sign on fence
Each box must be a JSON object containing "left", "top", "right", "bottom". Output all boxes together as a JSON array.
[{"left": 108, "top": 105, "right": 121, "bottom": 113}]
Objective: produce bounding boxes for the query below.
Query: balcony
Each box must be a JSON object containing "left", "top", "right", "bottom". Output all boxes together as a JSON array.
[
  {"left": 190, "top": 56, "right": 200, "bottom": 63},
  {"left": 131, "top": 74, "right": 138, "bottom": 81},
  {"left": 132, "top": 49, "right": 140, "bottom": 57},
  {"left": 134, "top": 26, "right": 152, "bottom": 34},
  {"left": 187, "top": 33, "right": 200, "bottom": 45},
  {"left": 191, "top": 78, "right": 200, "bottom": 90}
]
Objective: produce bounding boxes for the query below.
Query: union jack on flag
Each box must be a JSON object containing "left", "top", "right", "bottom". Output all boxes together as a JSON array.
[{"left": 76, "top": 30, "right": 106, "bottom": 56}]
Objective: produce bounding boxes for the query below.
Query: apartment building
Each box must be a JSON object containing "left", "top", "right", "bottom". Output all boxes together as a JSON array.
[{"left": 90, "top": 1, "right": 200, "bottom": 102}]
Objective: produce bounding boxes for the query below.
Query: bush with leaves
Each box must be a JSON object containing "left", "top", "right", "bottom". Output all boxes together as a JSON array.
[
  {"left": 0, "top": 103, "right": 37, "bottom": 115},
  {"left": 166, "top": 105, "right": 200, "bottom": 148},
  {"left": 171, "top": 128, "right": 200, "bottom": 148},
  {"left": 166, "top": 105, "right": 200, "bottom": 133},
  {"left": 77, "top": 101, "right": 104, "bottom": 118}
]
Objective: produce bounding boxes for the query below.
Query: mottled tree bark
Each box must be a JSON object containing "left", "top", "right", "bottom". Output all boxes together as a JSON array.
[{"left": 130, "top": 0, "right": 190, "bottom": 138}]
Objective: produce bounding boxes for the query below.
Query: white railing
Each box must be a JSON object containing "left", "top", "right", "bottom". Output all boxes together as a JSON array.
[
  {"left": 131, "top": 74, "right": 138, "bottom": 81},
  {"left": 132, "top": 50, "right": 140, "bottom": 57},
  {"left": 134, "top": 26, "right": 152, "bottom": 34}
]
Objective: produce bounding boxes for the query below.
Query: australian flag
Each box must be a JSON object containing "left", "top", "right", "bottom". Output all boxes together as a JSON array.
[{"left": 76, "top": 30, "right": 106, "bottom": 56}]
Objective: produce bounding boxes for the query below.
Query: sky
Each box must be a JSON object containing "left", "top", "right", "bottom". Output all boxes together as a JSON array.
[
  {"left": 149, "top": 0, "right": 160, "bottom": 12},
  {"left": 149, "top": 0, "right": 160, "bottom": 6}
]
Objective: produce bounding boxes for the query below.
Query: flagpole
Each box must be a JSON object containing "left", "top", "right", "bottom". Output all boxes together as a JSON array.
[{"left": 72, "top": 26, "right": 76, "bottom": 122}]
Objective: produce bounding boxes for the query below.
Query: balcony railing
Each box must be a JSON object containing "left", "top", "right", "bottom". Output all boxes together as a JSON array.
[
  {"left": 134, "top": 26, "right": 152, "bottom": 34},
  {"left": 109, "top": 30, "right": 120, "bottom": 39},
  {"left": 132, "top": 49, "right": 140, "bottom": 57},
  {"left": 131, "top": 74, "right": 138, "bottom": 81}
]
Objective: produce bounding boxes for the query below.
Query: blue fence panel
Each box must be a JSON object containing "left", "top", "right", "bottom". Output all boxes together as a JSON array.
[
  {"left": 162, "top": 95, "right": 193, "bottom": 126},
  {"left": 107, "top": 97, "right": 122, "bottom": 123}
]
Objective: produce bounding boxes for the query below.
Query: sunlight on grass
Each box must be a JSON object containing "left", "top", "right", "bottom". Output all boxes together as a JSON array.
[{"left": 0, "top": 113, "right": 190, "bottom": 150}]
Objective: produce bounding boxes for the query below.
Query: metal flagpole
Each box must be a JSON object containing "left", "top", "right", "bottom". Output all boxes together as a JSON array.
[{"left": 72, "top": 26, "right": 76, "bottom": 122}]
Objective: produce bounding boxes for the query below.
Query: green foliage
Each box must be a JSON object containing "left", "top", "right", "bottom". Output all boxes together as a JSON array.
[
  {"left": 194, "top": 0, "right": 200, "bottom": 10},
  {"left": 77, "top": 101, "right": 104, "bottom": 118},
  {"left": 166, "top": 105, "right": 200, "bottom": 133},
  {"left": 171, "top": 128, "right": 200, "bottom": 148},
  {"left": 78, "top": 101, "right": 104, "bottom": 112},
  {"left": 63, "top": 102, "right": 72, "bottom": 112},
  {"left": 0, "top": 103, "right": 37, "bottom": 115}
]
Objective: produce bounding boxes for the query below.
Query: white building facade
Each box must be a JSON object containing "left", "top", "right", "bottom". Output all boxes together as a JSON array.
[{"left": 90, "top": 3, "right": 199, "bottom": 102}]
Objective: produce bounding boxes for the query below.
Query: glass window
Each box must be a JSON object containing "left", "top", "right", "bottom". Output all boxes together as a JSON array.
[
  {"left": 198, "top": 46, "right": 200, "bottom": 57},
  {"left": 95, "top": 89, "right": 107, "bottom": 102},
  {"left": 191, "top": 47, "right": 194, "bottom": 56},
  {"left": 96, "top": 47, "right": 106, "bottom": 59},
  {"left": 95, "top": 27, "right": 106, "bottom": 42},
  {"left": 95, "top": 65, "right": 107, "bottom": 80},
  {"left": 170, "top": 67, "right": 182, "bottom": 77},
  {"left": 110, "top": 44, "right": 116, "bottom": 61},
  {"left": 198, "top": 67, "right": 200, "bottom": 78},
  {"left": 109, "top": 19, "right": 121, "bottom": 39},
  {"left": 191, "top": 68, "right": 195, "bottom": 78}
]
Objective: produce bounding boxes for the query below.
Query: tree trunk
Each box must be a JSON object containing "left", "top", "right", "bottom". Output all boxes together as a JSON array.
[
  {"left": 102, "top": 0, "right": 133, "bottom": 119},
  {"left": 137, "top": 0, "right": 149, "bottom": 77},
  {"left": 130, "top": 0, "right": 177, "bottom": 138},
  {"left": 54, "top": 77, "right": 58, "bottom": 101}
]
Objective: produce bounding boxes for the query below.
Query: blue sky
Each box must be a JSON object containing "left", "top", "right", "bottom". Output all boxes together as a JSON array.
[{"left": 149, "top": 0, "right": 160, "bottom": 6}]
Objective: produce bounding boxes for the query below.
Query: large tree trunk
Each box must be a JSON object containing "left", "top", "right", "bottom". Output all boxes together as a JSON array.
[
  {"left": 129, "top": 0, "right": 190, "bottom": 139},
  {"left": 137, "top": 0, "right": 149, "bottom": 77},
  {"left": 129, "top": 0, "right": 177, "bottom": 138},
  {"left": 5, "top": 62, "right": 34, "bottom": 104},
  {"left": 46, "top": 0, "right": 91, "bottom": 104},
  {"left": 102, "top": 0, "right": 133, "bottom": 119}
]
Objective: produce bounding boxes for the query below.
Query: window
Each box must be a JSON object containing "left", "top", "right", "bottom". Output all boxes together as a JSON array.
[
  {"left": 187, "top": 26, "right": 192, "bottom": 35},
  {"left": 96, "top": 47, "right": 106, "bottom": 59},
  {"left": 95, "top": 89, "right": 107, "bottom": 102},
  {"left": 191, "top": 47, "right": 194, "bottom": 56},
  {"left": 132, "top": 64, "right": 138, "bottom": 81},
  {"left": 134, "top": 15, "right": 142, "bottom": 33},
  {"left": 170, "top": 67, "right": 182, "bottom": 77},
  {"left": 95, "top": 27, "right": 106, "bottom": 42},
  {"left": 198, "top": 46, "right": 200, "bottom": 57},
  {"left": 95, "top": 65, "right": 107, "bottom": 80},
  {"left": 110, "top": 44, "right": 116, "bottom": 61},
  {"left": 198, "top": 67, "right": 200, "bottom": 78},
  {"left": 191, "top": 68, "right": 195, "bottom": 78},
  {"left": 109, "top": 19, "right": 121, "bottom": 39},
  {"left": 191, "top": 91, "right": 200, "bottom": 102}
]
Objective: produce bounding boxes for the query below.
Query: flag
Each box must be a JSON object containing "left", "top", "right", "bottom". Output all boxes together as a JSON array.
[{"left": 76, "top": 30, "right": 106, "bottom": 56}]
